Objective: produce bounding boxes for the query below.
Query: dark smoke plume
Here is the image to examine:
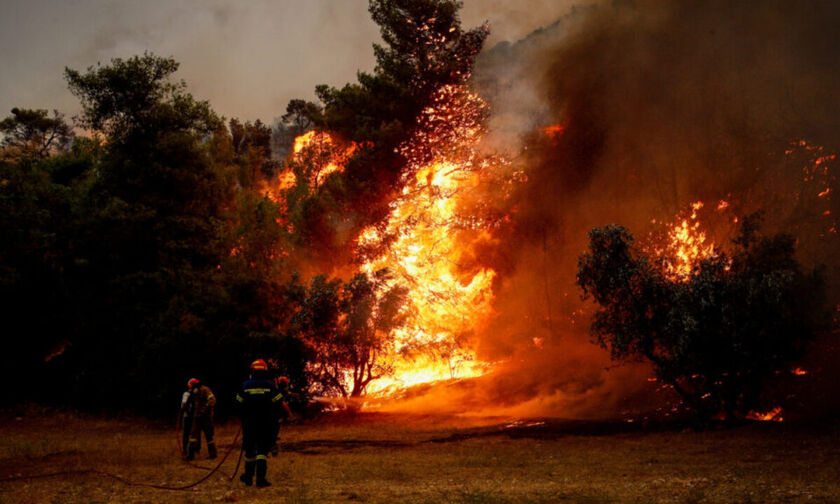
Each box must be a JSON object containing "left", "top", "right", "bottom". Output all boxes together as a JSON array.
[{"left": 388, "top": 0, "right": 840, "bottom": 419}]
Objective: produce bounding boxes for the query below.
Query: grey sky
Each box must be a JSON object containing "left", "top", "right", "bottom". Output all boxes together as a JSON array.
[{"left": 0, "top": 0, "right": 582, "bottom": 123}]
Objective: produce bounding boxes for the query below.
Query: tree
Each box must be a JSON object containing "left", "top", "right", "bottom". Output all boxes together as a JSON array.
[
  {"left": 65, "top": 53, "right": 219, "bottom": 141},
  {"left": 229, "top": 118, "right": 277, "bottom": 183},
  {"left": 281, "top": 99, "right": 321, "bottom": 139},
  {"left": 293, "top": 0, "right": 488, "bottom": 229},
  {"left": 0, "top": 108, "right": 73, "bottom": 158},
  {"left": 369, "top": 0, "right": 488, "bottom": 100},
  {"left": 293, "top": 270, "right": 408, "bottom": 400},
  {"left": 0, "top": 138, "right": 97, "bottom": 406},
  {"left": 576, "top": 218, "right": 826, "bottom": 422},
  {"left": 56, "top": 53, "right": 234, "bottom": 412}
]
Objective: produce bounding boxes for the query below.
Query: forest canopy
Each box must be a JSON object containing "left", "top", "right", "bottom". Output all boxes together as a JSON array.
[{"left": 0, "top": 0, "right": 486, "bottom": 415}]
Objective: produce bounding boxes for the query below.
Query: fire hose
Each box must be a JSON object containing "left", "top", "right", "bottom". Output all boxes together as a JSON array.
[
  {"left": 0, "top": 427, "right": 242, "bottom": 491},
  {"left": 3, "top": 393, "right": 319, "bottom": 490},
  {"left": 175, "top": 414, "right": 243, "bottom": 481}
]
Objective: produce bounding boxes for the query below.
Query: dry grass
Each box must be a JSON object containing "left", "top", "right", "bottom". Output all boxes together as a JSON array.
[{"left": 0, "top": 410, "right": 838, "bottom": 504}]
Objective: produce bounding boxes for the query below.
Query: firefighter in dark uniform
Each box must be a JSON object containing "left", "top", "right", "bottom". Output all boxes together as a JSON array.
[
  {"left": 235, "top": 359, "right": 287, "bottom": 487},
  {"left": 178, "top": 378, "right": 198, "bottom": 456},
  {"left": 186, "top": 379, "right": 217, "bottom": 460}
]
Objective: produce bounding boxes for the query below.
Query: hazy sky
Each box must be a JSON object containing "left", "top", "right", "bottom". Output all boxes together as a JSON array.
[{"left": 0, "top": 0, "right": 582, "bottom": 124}]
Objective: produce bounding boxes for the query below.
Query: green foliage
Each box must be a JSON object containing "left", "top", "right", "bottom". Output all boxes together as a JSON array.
[
  {"left": 65, "top": 53, "right": 220, "bottom": 140},
  {"left": 0, "top": 53, "right": 306, "bottom": 414},
  {"left": 282, "top": 99, "right": 321, "bottom": 138},
  {"left": 576, "top": 219, "right": 827, "bottom": 421},
  {"left": 318, "top": 0, "right": 486, "bottom": 148},
  {"left": 1, "top": 1, "right": 488, "bottom": 413},
  {"left": 293, "top": 269, "right": 408, "bottom": 398},
  {"left": 229, "top": 118, "right": 276, "bottom": 184},
  {"left": 370, "top": 0, "right": 488, "bottom": 98},
  {"left": 289, "top": 0, "right": 488, "bottom": 247}
]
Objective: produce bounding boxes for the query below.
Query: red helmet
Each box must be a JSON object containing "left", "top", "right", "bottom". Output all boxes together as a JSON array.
[
  {"left": 276, "top": 376, "right": 289, "bottom": 385},
  {"left": 187, "top": 378, "right": 199, "bottom": 389},
  {"left": 250, "top": 359, "right": 268, "bottom": 371}
]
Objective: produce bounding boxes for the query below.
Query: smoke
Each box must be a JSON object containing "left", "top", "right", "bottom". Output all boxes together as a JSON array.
[
  {"left": 383, "top": 0, "right": 840, "bottom": 419},
  {"left": 0, "top": 0, "right": 596, "bottom": 125},
  {"left": 0, "top": 0, "right": 380, "bottom": 122}
]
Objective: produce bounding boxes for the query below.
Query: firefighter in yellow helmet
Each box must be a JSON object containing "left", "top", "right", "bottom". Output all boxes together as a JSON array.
[
  {"left": 235, "top": 359, "right": 287, "bottom": 487},
  {"left": 186, "top": 378, "right": 217, "bottom": 460}
]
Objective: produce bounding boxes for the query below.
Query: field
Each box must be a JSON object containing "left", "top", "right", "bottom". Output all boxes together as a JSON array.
[{"left": 1, "top": 410, "right": 839, "bottom": 504}]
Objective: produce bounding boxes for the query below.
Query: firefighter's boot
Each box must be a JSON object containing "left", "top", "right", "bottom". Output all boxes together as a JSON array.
[
  {"left": 186, "top": 439, "right": 198, "bottom": 461},
  {"left": 240, "top": 459, "right": 255, "bottom": 486},
  {"left": 255, "top": 456, "right": 270, "bottom": 487},
  {"left": 207, "top": 441, "right": 217, "bottom": 459}
]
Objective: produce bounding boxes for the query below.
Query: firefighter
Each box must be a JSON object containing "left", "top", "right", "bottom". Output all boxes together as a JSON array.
[
  {"left": 186, "top": 379, "right": 217, "bottom": 460},
  {"left": 235, "top": 359, "right": 288, "bottom": 487},
  {"left": 269, "top": 375, "right": 297, "bottom": 455},
  {"left": 178, "top": 378, "right": 198, "bottom": 456}
]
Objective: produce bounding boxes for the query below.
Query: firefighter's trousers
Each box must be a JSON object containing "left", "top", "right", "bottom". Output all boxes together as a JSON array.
[
  {"left": 241, "top": 421, "right": 273, "bottom": 483},
  {"left": 188, "top": 414, "right": 216, "bottom": 459}
]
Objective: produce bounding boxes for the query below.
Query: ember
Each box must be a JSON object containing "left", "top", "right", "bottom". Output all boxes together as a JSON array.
[{"left": 747, "top": 407, "right": 784, "bottom": 422}]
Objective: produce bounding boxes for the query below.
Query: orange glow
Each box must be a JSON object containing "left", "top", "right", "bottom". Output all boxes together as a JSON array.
[
  {"left": 269, "top": 130, "right": 357, "bottom": 195},
  {"left": 541, "top": 123, "right": 566, "bottom": 137},
  {"left": 292, "top": 130, "right": 319, "bottom": 154},
  {"left": 658, "top": 201, "right": 717, "bottom": 281},
  {"left": 274, "top": 171, "right": 296, "bottom": 192},
  {"left": 746, "top": 406, "right": 784, "bottom": 422},
  {"left": 358, "top": 84, "right": 502, "bottom": 395},
  {"left": 792, "top": 367, "right": 808, "bottom": 376}
]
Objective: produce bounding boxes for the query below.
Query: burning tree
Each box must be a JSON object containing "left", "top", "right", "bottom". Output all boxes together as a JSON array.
[
  {"left": 576, "top": 216, "right": 826, "bottom": 422},
  {"left": 263, "top": 0, "right": 496, "bottom": 396},
  {"left": 310, "top": 0, "right": 488, "bottom": 223},
  {"left": 293, "top": 269, "right": 409, "bottom": 400}
]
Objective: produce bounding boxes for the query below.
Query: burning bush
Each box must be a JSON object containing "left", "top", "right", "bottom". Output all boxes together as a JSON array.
[{"left": 577, "top": 215, "right": 827, "bottom": 422}]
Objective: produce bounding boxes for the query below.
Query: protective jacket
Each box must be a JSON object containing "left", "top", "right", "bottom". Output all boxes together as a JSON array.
[
  {"left": 191, "top": 385, "right": 216, "bottom": 417},
  {"left": 187, "top": 385, "right": 217, "bottom": 459},
  {"left": 235, "top": 376, "right": 284, "bottom": 486}
]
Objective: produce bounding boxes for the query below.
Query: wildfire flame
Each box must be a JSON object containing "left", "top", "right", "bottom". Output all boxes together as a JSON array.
[
  {"left": 746, "top": 406, "right": 784, "bottom": 422},
  {"left": 270, "top": 130, "right": 357, "bottom": 195},
  {"left": 657, "top": 201, "right": 717, "bottom": 281},
  {"left": 270, "top": 85, "right": 504, "bottom": 399},
  {"left": 358, "top": 84, "right": 502, "bottom": 395}
]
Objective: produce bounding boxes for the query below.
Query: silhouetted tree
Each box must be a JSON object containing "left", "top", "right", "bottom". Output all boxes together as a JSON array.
[
  {"left": 0, "top": 108, "right": 73, "bottom": 158},
  {"left": 281, "top": 99, "right": 321, "bottom": 138},
  {"left": 576, "top": 217, "right": 826, "bottom": 422},
  {"left": 229, "top": 118, "right": 276, "bottom": 183},
  {"left": 0, "top": 127, "right": 97, "bottom": 405},
  {"left": 293, "top": 269, "right": 408, "bottom": 400}
]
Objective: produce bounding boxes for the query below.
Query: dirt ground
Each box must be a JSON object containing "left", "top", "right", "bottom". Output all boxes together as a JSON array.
[{"left": 1, "top": 411, "right": 839, "bottom": 504}]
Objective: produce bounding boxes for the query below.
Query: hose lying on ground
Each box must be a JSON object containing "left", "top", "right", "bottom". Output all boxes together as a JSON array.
[{"left": 0, "top": 428, "right": 242, "bottom": 491}]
